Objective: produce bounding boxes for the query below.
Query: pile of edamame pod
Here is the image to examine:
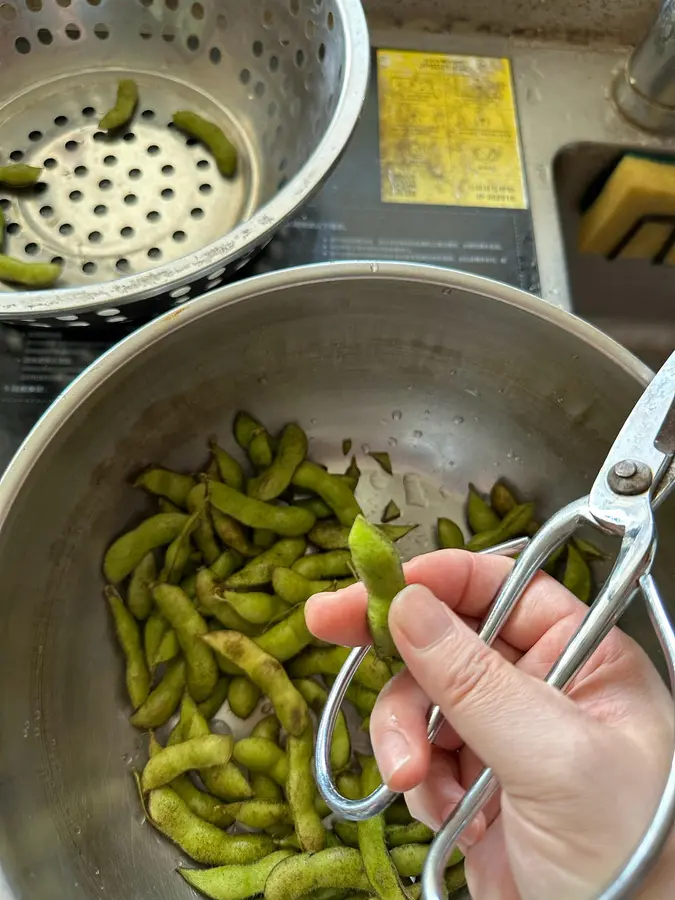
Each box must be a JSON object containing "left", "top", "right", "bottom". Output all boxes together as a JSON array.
[{"left": 103, "top": 412, "right": 603, "bottom": 900}]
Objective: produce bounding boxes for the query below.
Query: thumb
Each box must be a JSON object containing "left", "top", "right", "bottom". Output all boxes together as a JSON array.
[{"left": 389, "top": 584, "right": 588, "bottom": 793}]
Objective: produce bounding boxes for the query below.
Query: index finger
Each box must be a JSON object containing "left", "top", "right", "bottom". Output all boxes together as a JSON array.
[{"left": 304, "top": 548, "right": 584, "bottom": 654}]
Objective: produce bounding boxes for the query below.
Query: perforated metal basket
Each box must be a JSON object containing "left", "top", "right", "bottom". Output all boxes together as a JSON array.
[{"left": 0, "top": 0, "right": 369, "bottom": 326}]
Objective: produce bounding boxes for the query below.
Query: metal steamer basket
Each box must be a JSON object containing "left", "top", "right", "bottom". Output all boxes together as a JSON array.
[{"left": 0, "top": 0, "right": 369, "bottom": 326}]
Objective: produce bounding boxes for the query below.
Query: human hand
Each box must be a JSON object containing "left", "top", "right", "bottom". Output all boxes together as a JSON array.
[{"left": 306, "top": 549, "right": 674, "bottom": 900}]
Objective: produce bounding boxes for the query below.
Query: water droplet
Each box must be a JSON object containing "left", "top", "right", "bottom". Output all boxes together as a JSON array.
[
  {"left": 556, "top": 397, "right": 564, "bottom": 404},
  {"left": 406, "top": 385, "right": 413, "bottom": 391},
  {"left": 258, "top": 374, "right": 268, "bottom": 386},
  {"left": 369, "top": 470, "right": 389, "bottom": 490},
  {"left": 94, "top": 868, "right": 100, "bottom": 876},
  {"left": 441, "top": 287, "right": 452, "bottom": 295},
  {"left": 453, "top": 416, "right": 464, "bottom": 425},
  {"left": 412, "top": 430, "right": 422, "bottom": 439},
  {"left": 439, "top": 485, "right": 453, "bottom": 498},
  {"left": 465, "top": 388, "right": 479, "bottom": 397},
  {"left": 74, "top": 825, "right": 81, "bottom": 835},
  {"left": 387, "top": 436, "right": 398, "bottom": 447},
  {"left": 391, "top": 409, "right": 402, "bottom": 421},
  {"left": 507, "top": 450, "right": 514, "bottom": 459},
  {"left": 369, "top": 262, "right": 379, "bottom": 273},
  {"left": 310, "top": 418, "right": 317, "bottom": 425},
  {"left": 403, "top": 473, "right": 428, "bottom": 508},
  {"left": 361, "top": 443, "right": 370, "bottom": 455}
]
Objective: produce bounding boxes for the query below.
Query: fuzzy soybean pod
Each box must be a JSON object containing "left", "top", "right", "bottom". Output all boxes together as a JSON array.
[
  {"left": 147, "top": 786, "right": 274, "bottom": 865},
  {"left": 218, "top": 590, "right": 289, "bottom": 625},
  {"left": 127, "top": 551, "right": 156, "bottom": 620},
  {"left": 293, "top": 678, "right": 350, "bottom": 771},
  {"left": 291, "top": 462, "right": 362, "bottom": 527},
  {"left": 385, "top": 822, "right": 434, "bottom": 847},
  {"left": 490, "top": 480, "right": 518, "bottom": 517},
  {"left": 309, "top": 521, "right": 416, "bottom": 551},
  {"left": 467, "top": 485, "right": 501, "bottom": 534},
  {"left": 173, "top": 110, "right": 237, "bottom": 177},
  {"left": 209, "top": 481, "right": 315, "bottom": 537},
  {"left": 203, "top": 631, "right": 308, "bottom": 736},
  {"left": 389, "top": 844, "right": 463, "bottom": 878},
  {"left": 437, "top": 518, "right": 465, "bottom": 551},
  {"left": 233, "top": 737, "right": 289, "bottom": 787},
  {"left": 287, "top": 646, "right": 390, "bottom": 692},
  {"left": 135, "top": 466, "right": 196, "bottom": 508},
  {"left": 252, "top": 772, "right": 284, "bottom": 802},
  {"left": 292, "top": 550, "right": 353, "bottom": 580},
  {"left": 187, "top": 482, "right": 222, "bottom": 565},
  {"left": 251, "top": 714, "right": 281, "bottom": 742},
  {"left": 100, "top": 79, "right": 138, "bottom": 130},
  {"left": 248, "top": 423, "right": 308, "bottom": 501},
  {"left": 198, "top": 676, "right": 230, "bottom": 720},
  {"left": 272, "top": 568, "right": 335, "bottom": 604},
  {"left": 160, "top": 508, "right": 201, "bottom": 583},
  {"left": 0, "top": 164, "right": 42, "bottom": 187},
  {"left": 563, "top": 542, "right": 592, "bottom": 603},
  {"left": 179, "top": 849, "right": 296, "bottom": 900},
  {"left": 349, "top": 515, "right": 405, "bottom": 661},
  {"left": 105, "top": 586, "right": 150, "bottom": 709},
  {"left": 265, "top": 848, "right": 373, "bottom": 900},
  {"left": 104, "top": 512, "right": 189, "bottom": 583},
  {"left": 224, "top": 537, "right": 307, "bottom": 589},
  {"left": 466, "top": 502, "right": 535, "bottom": 552},
  {"left": 211, "top": 507, "right": 261, "bottom": 558},
  {"left": 152, "top": 583, "right": 218, "bottom": 702},
  {"left": 210, "top": 440, "right": 245, "bottom": 491},
  {"left": 141, "top": 734, "right": 234, "bottom": 791},
  {"left": 254, "top": 604, "right": 313, "bottom": 662},
  {"left": 196, "top": 569, "right": 258, "bottom": 638},
  {"left": 130, "top": 657, "right": 186, "bottom": 728},
  {"left": 357, "top": 757, "right": 407, "bottom": 900},
  {"left": 225, "top": 799, "right": 293, "bottom": 829},
  {"left": 227, "top": 676, "right": 261, "bottom": 719},
  {"left": 287, "top": 724, "right": 326, "bottom": 852},
  {"left": 0, "top": 255, "right": 61, "bottom": 288}
]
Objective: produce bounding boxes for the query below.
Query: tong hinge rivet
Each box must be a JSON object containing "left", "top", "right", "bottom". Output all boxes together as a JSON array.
[{"left": 608, "top": 459, "right": 653, "bottom": 495}]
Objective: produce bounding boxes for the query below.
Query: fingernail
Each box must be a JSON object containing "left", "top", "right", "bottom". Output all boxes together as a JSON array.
[
  {"left": 391, "top": 585, "right": 454, "bottom": 650},
  {"left": 377, "top": 728, "right": 411, "bottom": 783}
]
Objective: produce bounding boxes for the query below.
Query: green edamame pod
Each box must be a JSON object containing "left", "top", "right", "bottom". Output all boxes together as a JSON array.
[
  {"left": 254, "top": 604, "right": 312, "bottom": 662},
  {"left": 384, "top": 800, "right": 412, "bottom": 826},
  {"left": 272, "top": 568, "right": 339, "bottom": 605},
  {"left": 358, "top": 756, "right": 407, "bottom": 900},
  {"left": 144, "top": 610, "right": 168, "bottom": 669},
  {"left": 264, "top": 848, "right": 372, "bottom": 900},
  {"left": 204, "top": 631, "right": 308, "bottom": 736},
  {"left": 337, "top": 771, "right": 362, "bottom": 801},
  {"left": 249, "top": 430, "right": 276, "bottom": 469},
  {"left": 227, "top": 675, "right": 261, "bottom": 719},
  {"left": 127, "top": 551, "right": 156, "bottom": 620},
  {"left": 210, "top": 480, "right": 315, "bottom": 537},
  {"left": 187, "top": 482, "right": 221, "bottom": 565},
  {"left": 315, "top": 793, "right": 332, "bottom": 819},
  {"left": 234, "top": 411, "right": 264, "bottom": 448},
  {"left": 153, "top": 583, "right": 218, "bottom": 702},
  {"left": 181, "top": 571, "right": 198, "bottom": 598},
  {"left": 287, "top": 724, "right": 326, "bottom": 851},
  {"left": 233, "top": 737, "right": 289, "bottom": 786},
  {"left": 135, "top": 466, "right": 196, "bottom": 508},
  {"left": 105, "top": 586, "right": 150, "bottom": 709},
  {"left": 389, "top": 844, "right": 463, "bottom": 878},
  {"left": 334, "top": 821, "right": 359, "bottom": 847},
  {"left": 382, "top": 500, "right": 400, "bottom": 523},
  {"left": 199, "top": 676, "right": 230, "bottom": 720},
  {"left": 573, "top": 536, "right": 607, "bottom": 560},
  {"left": 154, "top": 627, "right": 180, "bottom": 667},
  {"left": 385, "top": 822, "right": 433, "bottom": 847},
  {"left": 251, "top": 714, "right": 281, "bottom": 742},
  {"left": 309, "top": 521, "right": 416, "bottom": 551},
  {"left": 437, "top": 518, "right": 465, "bottom": 550},
  {"left": 292, "top": 550, "right": 353, "bottom": 580},
  {"left": 324, "top": 678, "right": 378, "bottom": 717},
  {"left": 293, "top": 678, "right": 351, "bottom": 771},
  {"left": 130, "top": 658, "right": 186, "bottom": 728},
  {"left": 104, "top": 512, "right": 188, "bottom": 583},
  {"left": 489, "top": 481, "right": 518, "bottom": 517},
  {"left": 218, "top": 590, "right": 288, "bottom": 625},
  {"left": 160, "top": 509, "right": 201, "bottom": 583},
  {"left": 466, "top": 502, "right": 535, "bottom": 552},
  {"left": 173, "top": 110, "right": 237, "bottom": 177},
  {"left": 179, "top": 850, "right": 296, "bottom": 900},
  {"left": 142, "top": 734, "right": 234, "bottom": 791},
  {"left": 248, "top": 423, "right": 308, "bottom": 501},
  {"left": 287, "top": 646, "right": 390, "bottom": 691},
  {"left": 0, "top": 255, "right": 61, "bottom": 288},
  {"left": 292, "top": 462, "right": 362, "bottom": 527},
  {"left": 445, "top": 862, "right": 467, "bottom": 895},
  {"left": 295, "top": 496, "right": 333, "bottom": 519},
  {"left": 147, "top": 786, "right": 274, "bottom": 865},
  {"left": 196, "top": 569, "right": 258, "bottom": 638},
  {"left": 342, "top": 439, "right": 352, "bottom": 456},
  {"left": 0, "top": 164, "right": 42, "bottom": 187},
  {"left": 349, "top": 515, "right": 405, "bottom": 661},
  {"left": 225, "top": 799, "right": 292, "bottom": 829},
  {"left": 225, "top": 538, "right": 307, "bottom": 590},
  {"left": 158, "top": 497, "right": 182, "bottom": 514},
  {"left": 211, "top": 548, "right": 245, "bottom": 580},
  {"left": 344, "top": 457, "right": 361, "bottom": 488},
  {"left": 563, "top": 542, "right": 592, "bottom": 603},
  {"left": 252, "top": 772, "right": 284, "bottom": 802},
  {"left": 211, "top": 507, "right": 260, "bottom": 558},
  {"left": 100, "top": 79, "right": 138, "bottom": 130},
  {"left": 254, "top": 527, "right": 277, "bottom": 549},
  {"left": 210, "top": 440, "right": 245, "bottom": 491},
  {"left": 467, "top": 485, "right": 501, "bottom": 533}
]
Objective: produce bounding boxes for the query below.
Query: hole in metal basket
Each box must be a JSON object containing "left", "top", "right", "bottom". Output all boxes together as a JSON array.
[
  {"left": 29, "top": 130, "right": 42, "bottom": 142},
  {"left": 93, "top": 131, "right": 106, "bottom": 142},
  {"left": 209, "top": 47, "right": 221, "bottom": 64},
  {"left": 171, "top": 286, "right": 191, "bottom": 298},
  {"left": 196, "top": 159, "right": 209, "bottom": 169},
  {"left": 65, "top": 23, "right": 80, "bottom": 40},
  {"left": 34, "top": 182, "right": 47, "bottom": 194},
  {"left": 68, "top": 321, "right": 90, "bottom": 327},
  {"left": 105, "top": 316, "right": 128, "bottom": 323},
  {"left": 120, "top": 226, "right": 134, "bottom": 238},
  {"left": 15, "top": 37, "right": 30, "bottom": 54},
  {"left": 88, "top": 231, "right": 102, "bottom": 243},
  {"left": 162, "top": 28, "right": 175, "bottom": 42},
  {"left": 269, "top": 55, "right": 279, "bottom": 73},
  {"left": 305, "top": 19, "right": 315, "bottom": 38},
  {"left": 104, "top": 155, "right": 117, "bottom": 166},
  {"left": 44, "top": 157, "right": 57, "bottom": 169},
  {"left": 69, "top": 190, "right": 83, "bottom": 201},
  {"left": 59, "top": 223, "right": 73, "bottom": 236},
  {"left": 123, "top": 132, "right": 136, "bottom": 143},
  {"left": 147, "top": 144, "right": 160, "bottom": 155},
  {"left": 199, "top": 183, "right": 212, "bottom": 195},
  {"left": 94, "top": 23, "right": 109, "bottom": 39},
  {"left": 147, "top": 247, "right": 161, "bottom": 259},
  {"left": 268, "top": 100, "right": 278, "bottom": 117},
  {"left": 10, "top": 150, "right": 24, "bottom": 162},
  {"left": 278, "top": 176, "right": 288, "bottom": 190},
  {"left": 173, "top": 230, "right": 186, "bottom": 242},
  {"left": 166, "top": 0, "right": 178, "bottom": 9},
  {"left": 162, "top": 164, "right": 174, "bottom": 175},
  {"left": 37, "top": 28, "right": 52, "bottom": 44},
  {"left": 217, "top": 13, "right": 227, "bottom": 29},
  {"left": 141, "top": 109, "right": 155, "bottom": 120},
  {"left": 6, "top": 223, "right": 20, "bottom": 236},
  {"left": 98, "top": 179, "right": 112, "bottom": 190},
  {"left": 191, "top": 2, "right": 204, "bottom": 19},
  {"left": 74, "top": 165, "right": 87, "bottom": 176},
  {"left": 240, "top": 68, "right": 251, "bottom": 85},
  {"left": 139, "top": 26, "right": 152, "bottom": 40},
  {"left": 147, "top": 210, "right": 160, "bottom": 221},
  {"left": 253, "top": 40, "right": 264, "bottom": 57},
  {"left": 0, "top": 3, "right": 15, "bottom": 20},
  {"left": 327, "top": 10, "right": 335, "bottom": 30},
  {"left": 318, "top": 42, "right": 326, "bottom": 62},
  {"left": 82, "top": 261, "right": 97, "bottom": 274},
  {"left": 208, "top": 267, "right": 226, "bottom": 280},
  {"left": 65, "top": 139, "right": 79, "bottom": 151},
  {"left": 25, "top": 242, "right": 39, "bottom": 255},
  {"left": 39, "top": 205, "right": 53, "bottom": 217},
  {"left": 82, "top": 106, "right": 96, "bottom": 117},
  {"left": 51, "top": 255, "right": 64, "bottom": 265},
  {"left": 0, "top": 199, "right": 9, "bottom": 211},
  {"left": 116, "top": 258, "right": 130, "bottom": 272},
  {"left": 56, "top": 315, "right": 77, "bottom": 321},
  {"left": 255, "top": 81, "right": 266, "bottom": 97},
  {"left": 139, "top": 0, "right": 153, "bottom": 7},
  {"left": 190, "top": 207, "right": 204, "bottom": 219},
  {"left": 289, "top": 0, "right": 300, "bottom": 15},
  {"left": 54, "top": 115, "right": 68, "bottom": 126},
  {"left": 295, "top": 49, "right": 305, "bottom": 67},
  {"left": 161, "top": 188, "right": 174, "bottom": 200},
  {"left": 94, "top": 204, "right": 107, "bottom": 215},
  {"left": 97, "top": 307, "right": 120, "bottom": 316},
  {"left": 57, "top": 0, "right": 71, "bottom": 6},
  {"left": 187, "top": 34, "right": 199, "bottom": 51},
  {"left": 124, "top": 193, "right": 138, "bottom": 205},
  {"left": 262, "top": 8, "right": 273, "bottom": 28},
  {"left": 87, "top": 0, "right": 102, "bottom": 5},
  {"left": 129, "top": 168, "right": 141, "bottom": 179}
]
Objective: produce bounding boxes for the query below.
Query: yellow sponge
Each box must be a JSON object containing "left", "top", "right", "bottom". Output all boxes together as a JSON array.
[{"left": 578, "top": 154, "right": 675, "bottom": 263}]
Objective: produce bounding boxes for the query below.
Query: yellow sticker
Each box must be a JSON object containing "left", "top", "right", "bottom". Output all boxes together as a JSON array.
[{"left": 377, "top": 50, "right": 527, "bottom": 209}]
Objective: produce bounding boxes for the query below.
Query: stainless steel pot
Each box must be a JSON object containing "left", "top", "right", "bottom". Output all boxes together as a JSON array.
[{"left": 0, "top": 262, "right": 671, "bottom": 900}]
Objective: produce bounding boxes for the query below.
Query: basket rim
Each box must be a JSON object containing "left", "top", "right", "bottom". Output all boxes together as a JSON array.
[{"left": 0, "top": 0, "right": 370, "bottom": 318}]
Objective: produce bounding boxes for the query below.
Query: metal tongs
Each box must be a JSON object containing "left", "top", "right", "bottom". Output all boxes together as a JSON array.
[{"left": 316, "top": 350, "right": 675, "bottom": 900}]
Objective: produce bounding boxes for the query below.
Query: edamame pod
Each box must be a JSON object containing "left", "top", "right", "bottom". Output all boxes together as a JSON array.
[
  {"left": 0, "top": 164, "right": 42, "bottom": 187},
  {"left": 467, "top": 485, "right": 501, "bottom": 533},
  {"left": 210, "top": 480, "right": 315, "bottom": 537},
  {"left": 309, "top": 522, "right": 416, "bottom": 551},
  {"left": 227, "top": 676, "right": 261, "bottom": 719},
  {"left": 252, "top": 772, "right": 284, "bottom": 802},
  {"left": 135, "top": 467, "right": 196, "bottom": 508},
  {"left": 159, "top": 497, "right": 182, "bottom": 514},
  {"left": 203, "top": 759, "right": 255, "bottom": 803},
  {"left": 325, "top": 678, "right": 378, "bottom": 717},
  {"left": 210, "top": 440, "right": 245, "bottom": 491},
  {"left": 437, "top": 518, "right": 465, "bottom": 550},
  {"left": 100, "top": 79, "right": 138, "bottom": 130},
  {"left": 234, "top": 411, "right": 264, "bottom": 449},
  {"left": 466, "top": 502, "right": 535, "bottom": 552},
  {"left": 368, "top": 452, "right": 393, "bottom": 475},
  {"left": 254, "top": 604, "right": 312, "bottom": 662},
  {"left": 160, "top": 509, "right": 201, "bottom": 583},
  {"left": 147, "top": 786, "right": 274, "bottom": 865},
  {"left": 389, "top": 844, "right": 463, "bottom": 878},
  {"left": 218, "top": 590, "right": 288, "bottom": 625},
  {"left": 144, "top": 610, "right": 168, "bottom": 669},
  {"left": 293, "top": 678, "right": 350, "bottom": 771},
  {"left": 264, "top": 848, "right": 372, "bottom": 900},
  {"left": 225, "top": 799, "right": 292, "bottom": 829},
  {"left": 287, "top": 646, "right": 390, "bottom": 691},
  {"left": 292, "top": 550, "right": 353, "bottom": 580},
  {"left": 349, "top": 516, "right": 405, "bottom": 661},
  {"left": 383, "top": 800, "right": 413, "bottom": 826},
  {"left": 248, "top": 423, "right": 308, "bottom": 501},
  {"left": 127, "top": 551, "right": 156, "bottom": 620},
  {"left": 212, "top": 507, "right": 261, "bottom": 558},
  {"left": 225, "top": 538, "right": 307, "bottom": 590},
  {"left": 249, "top": 430, "right": 276, "bottom": 469},
  {"left": 385, "top": 822, "right": 433, "bottom": 847},
  {"left": 142, "top": 734, "right": 234, "bottom": 791},
  {"left": 104, "top": 513, "right": 188, "bottom": 583},
  {"left": 254, "top": 528, "right": 277, "bottom": 549},
  {"left": 196, "top": 569, "right": 258, "bottom": 638},
  {"left": 187, "top": 482, "right": 221, "bottom": 565},
  {"left": 199, "top": 676, "right": 230, "bottom": 720},
  {"left": 334, "top": 821, "right": 359, "bottom": 846},
  {"left": 204, "top": 631, "right": 309, "bottom": 736},
  {"left": 382, "top": 500, "right": 400, "bottom": 523},
  {"left": 287, "top": 724, "right": 326, "bottom": 851},
  {"left": 211, "top": 548, "right": 245, "bottom": 580},
  {"left": 154, "top": 627, "right": 180, "bottom": 667},
  {"left": 130, "top": 658, "right": 186, "bottom": 728},
  {"left": 251, "top": 714, "right": 281, "bottom": 742},
  {"left": 105, "top": 586, "right": 150, "bottom": 709},
  {"left": 563, "top": 542, "right": 592, "bottom": 603},
  {"left": 179, "top": 850, "right": 296, "bottom": 900},
  {"left": 295, "top": 496, "right": 333, "bottom": 519},
  {"left": 291, "top": 462, "right": 362, "bottom": 527},
  {"left": 153, "top": 583, "right": 218, "bottom": 702},
  {"left": 233, "top": 737, "right": 289, "bottom": 786},
  {"left": 272, "top": 568, "right": 338, "bottom": 605},
  {"left": 358, "top": 756, "right": 407, "bottom": 900},
  {"left": 173, "top": 110, "right": 237, "bottom": 177},
  {"left": 489, "top": 481, "right": 518, "bottom": 517},
  {"left": 573, "top": 536, "right": 606, "bottom": 561},
  {"left": 0, "top": 254, "right": 61, "bottom": 288}
]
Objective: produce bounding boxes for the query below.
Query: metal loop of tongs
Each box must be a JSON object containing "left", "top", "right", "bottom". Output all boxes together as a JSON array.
[{"left": 316, "top": 350, "right": 675, "bottom": 900}]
